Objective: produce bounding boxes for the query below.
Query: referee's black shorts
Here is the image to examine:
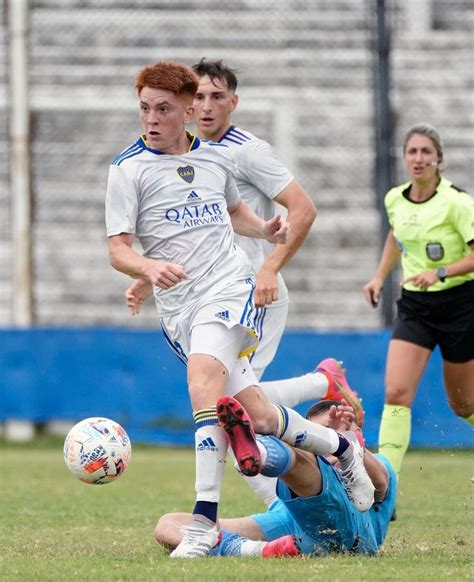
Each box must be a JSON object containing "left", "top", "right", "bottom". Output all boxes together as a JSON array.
[{"left": 392, "top": 280, "right": 474, "bottom": 363}]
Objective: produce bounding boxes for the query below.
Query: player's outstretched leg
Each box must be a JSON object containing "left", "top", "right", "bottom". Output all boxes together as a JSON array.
[
  {"left": 261, "top": 535, "right": 301, "bottom": 558},
  {"left": 337, "top": 431, "right": 375, "bottom": 512},
  {"left": 316, "top": 358, "right": 364, "bottom": 427},
  {"left": 272, "top": 404, "right": 374, "bottom": 511},
  {"left": 209, "top": 530, "right": 300, "bottom": 558},
  {"left": 220, "top": 395, "right": 375, "bottom": 512},
  {"left": 217, "top": 396, "right": 261, "bottom": 477}
]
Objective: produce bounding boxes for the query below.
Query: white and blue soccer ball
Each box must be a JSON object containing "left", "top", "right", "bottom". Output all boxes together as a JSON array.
[{"left": 63, "top": 417, "right": 132, "bottom": 485}]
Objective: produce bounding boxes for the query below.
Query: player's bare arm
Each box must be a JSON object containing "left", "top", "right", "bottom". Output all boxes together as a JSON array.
[
  {"left": 363, "top": 450, "right": 389, "bottom": 502},
  {"left": 255, "top": 181, "right": 316, "bottom": 306},
  {"left": 108, "top": 233, "right": 186, "bottom": 290},
  {"left": 228, "top": 201, "right": 289, "bottom": 244},
  {"left": 363, "top": 230, "right": 401, "bottom": 307}
]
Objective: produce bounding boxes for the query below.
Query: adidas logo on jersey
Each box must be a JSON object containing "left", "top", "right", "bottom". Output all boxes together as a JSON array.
[
  {"left": 215, "top": 310, "right": 230, "bottom": 321},
  {"left": 197, "top": 437, "right": 218, "bottom": 451},
  {"left": 186, "top": 190, "right": 201, "bottom": 202}
]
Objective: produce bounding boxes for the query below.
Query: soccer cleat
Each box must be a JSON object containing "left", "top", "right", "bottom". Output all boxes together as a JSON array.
[
  {"left": 170, "top": 518, "right": 222, "bottom": 559},
  {"left": 216, "top": 396, "right": 261, "bottom": 477},
  {"left": 262, "top": 535, "right": 301, "bottom": 558},
  {"left": 338, "top": 431, "right": 375, "bottom": 512},
  {"left": 316, "top": 358, "right": 364, "bottom": 427}
]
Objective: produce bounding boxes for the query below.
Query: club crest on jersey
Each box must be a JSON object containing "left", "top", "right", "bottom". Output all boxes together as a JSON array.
[{"left": 177, "top": 165, "right": 195, "bottom": 183}]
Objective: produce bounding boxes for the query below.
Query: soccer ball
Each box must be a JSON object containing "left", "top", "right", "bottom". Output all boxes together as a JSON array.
[{"left": 63, "top": 417, "right": 132, "bottom": 485}]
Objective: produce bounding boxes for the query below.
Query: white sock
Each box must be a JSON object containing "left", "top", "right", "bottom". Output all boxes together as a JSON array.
[
  {"left": 241, "top": 474, "right": 278, "bottom": 507},
  {"left": 256, "top": 439, "right": 268, "bottom": 465},
  {"left": 260, "top": 372, "right": 329, "bottom": 407},
  {"left": 240, "top": 539, "right": 266, "bottom": 557},
  {"left": 228, "top": 447, "right": 277, "bottom": 507},
  {"left": 194, "top": 424, "right": 228, "bottom": 502},
  {"left": 274, "top": 404, "right": 340, "bottom": 454}
]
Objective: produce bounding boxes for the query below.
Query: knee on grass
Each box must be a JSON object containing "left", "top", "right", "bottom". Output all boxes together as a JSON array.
[{"left": 154, "top": 513, "right": 188, "bottom": 549}]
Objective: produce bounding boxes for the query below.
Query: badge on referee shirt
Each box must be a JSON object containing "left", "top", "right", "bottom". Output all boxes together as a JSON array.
[{"left": 426, "top": 242, "right": 444, "bottom": 261}]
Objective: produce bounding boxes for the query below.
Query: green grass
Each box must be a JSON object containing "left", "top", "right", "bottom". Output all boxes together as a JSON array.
[{"left": 0, "top": 440, "right": 472, "bottom": 581}]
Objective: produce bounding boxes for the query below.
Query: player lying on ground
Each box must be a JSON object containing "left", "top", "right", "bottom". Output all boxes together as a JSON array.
[{"left": 155, "top": 399, "right": 395, "bottom": 557}]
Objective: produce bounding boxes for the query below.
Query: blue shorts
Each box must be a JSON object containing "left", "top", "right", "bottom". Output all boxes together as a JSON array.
[{"left": 251, "top": 455, "right": 396, "bottom": 555}]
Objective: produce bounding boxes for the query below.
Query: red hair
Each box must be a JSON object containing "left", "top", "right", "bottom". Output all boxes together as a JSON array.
[{"left": 135, "top": 61, "right": 199, "bottom": 101}]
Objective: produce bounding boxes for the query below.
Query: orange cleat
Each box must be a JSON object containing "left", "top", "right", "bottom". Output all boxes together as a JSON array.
[
  {"left": 216, "top": 396, "right": 261, "bottom": 477},
  {"left": 262, "top": 535, "right": 301, "bottom": 558},
  {"left": 316, "top": 358, "right": 364, "bottom": 427}
]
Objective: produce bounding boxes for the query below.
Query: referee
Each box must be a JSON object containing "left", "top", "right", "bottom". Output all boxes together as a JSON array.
[{"left": 363, "top": 123, "right": 474, "bottom": 481}]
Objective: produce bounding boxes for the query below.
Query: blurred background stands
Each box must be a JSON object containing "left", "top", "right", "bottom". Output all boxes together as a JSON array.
[{"left": 0, "top": 0, "right": 472, "bottom": 330}]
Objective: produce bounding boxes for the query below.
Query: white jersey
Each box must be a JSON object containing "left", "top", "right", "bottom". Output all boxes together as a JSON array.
[
  {"left": 105, "top": 134, "right": 255, "bottom": 316},
  {"left": 218, "top": 125, "right": 293, "bottom": 307}
]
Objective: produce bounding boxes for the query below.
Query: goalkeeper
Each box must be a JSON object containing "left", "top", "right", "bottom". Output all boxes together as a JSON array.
[{"left": 154, "top": 399, "right": 396, "bottom": 557}]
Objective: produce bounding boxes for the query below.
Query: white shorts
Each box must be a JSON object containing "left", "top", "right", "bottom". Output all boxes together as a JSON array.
[
  {"left": 161, "top": 279, "right": 258, "bottom": 367},
  {"left": 250, "top": 302, "right": 288, "bottom": 380},
  {"left": 190, "top": 323, "right": 259, "bottom": 397}
]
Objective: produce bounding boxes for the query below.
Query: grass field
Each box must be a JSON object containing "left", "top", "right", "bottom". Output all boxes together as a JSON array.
[{"left": 0, "top": 439, "right": 472, "bottom": 581}]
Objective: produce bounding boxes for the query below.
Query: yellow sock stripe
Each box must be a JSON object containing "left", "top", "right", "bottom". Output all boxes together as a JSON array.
[
  {"left": 193, "top": 407, "right": 218, "bottom": 423},
  {"left": 193, "top": 407, "right": 219, "bottom": 429},
  {"left": 274, "top": 405, "right": 289, "bottom": 438}
]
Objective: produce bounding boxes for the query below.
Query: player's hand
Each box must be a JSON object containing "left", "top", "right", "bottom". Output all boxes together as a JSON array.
[
  {"left": 362, "top": 277, "right": 383, "bottom": 308},
  {"left": 125, "top": 278, "right": 153, "bottom": 315},
  {"left": 328, "top": 399, "right": 355, "bottom": 432},
  {"left": 402, "top": 270, "right": 438, "bottom": 290},
  {"left": 262, "top": 215, "right": 290, "bottom": 244},
  {"left": 143, "top": 259, "right": 186, "bottom": 290},
  {"left": 254, "top": 266, "right": 279, "bottom": 307}
]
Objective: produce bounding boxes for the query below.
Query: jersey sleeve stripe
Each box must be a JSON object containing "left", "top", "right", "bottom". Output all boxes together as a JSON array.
[
  {"left": 112, "top": 139, "right": 142, "bottom": 164},
  {"left": 222, "top": 135, "right": 247, "bottom": 145},
  {"left": 112, "top": 144, "right": 144, "bottom": 166},
  {"left": 229, "top": 127, "right": 250, "bottom": 141}
]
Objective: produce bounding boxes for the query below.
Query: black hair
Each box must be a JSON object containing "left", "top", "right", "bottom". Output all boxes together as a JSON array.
[
  {"left": 306, "top": 399, "right": 340, "bottom": 419},
  {"left": 192, "top": 58, "right": 239, "bottom": 92}
]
